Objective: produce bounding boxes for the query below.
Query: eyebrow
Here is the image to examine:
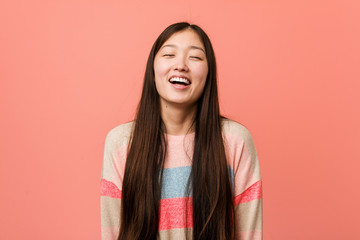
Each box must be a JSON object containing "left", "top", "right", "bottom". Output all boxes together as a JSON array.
[{"left": 161, "top": 44, "right": 205, "bottom": 53}]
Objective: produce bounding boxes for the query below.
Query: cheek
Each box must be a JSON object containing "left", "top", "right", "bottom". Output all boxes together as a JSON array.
[
  {"left": 197, "top": 65, "right": 208, "bottom": 93},
  {"left": 194, "top": 64, "right": 208, "bottom": 82},
  {"left": 154, "top": 60, "right": 168, "bottom": 93},
  {"left": 154, "top": 59, "right": 169, "bottom": 78}
]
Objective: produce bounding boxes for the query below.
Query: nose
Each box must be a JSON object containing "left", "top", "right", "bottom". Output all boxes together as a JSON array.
[{"left": 173, "top": 55, "right": 189, "bottom": 72}]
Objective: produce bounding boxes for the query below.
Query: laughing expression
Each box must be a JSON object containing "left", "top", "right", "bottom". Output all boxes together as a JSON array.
[{"left": 153, "top": 29, "right": 208, "bottom": 109}]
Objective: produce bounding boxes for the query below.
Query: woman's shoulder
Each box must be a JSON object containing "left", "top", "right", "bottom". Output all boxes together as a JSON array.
[
  {"left": 221, "top": 117, "right": 254, "bottom": 141},
  {"left": 104, "top": 120, "right": 134, "bottom": 148}
]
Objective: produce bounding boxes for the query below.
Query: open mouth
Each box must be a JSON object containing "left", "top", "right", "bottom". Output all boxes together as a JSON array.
[{"left": 169, "top": 77, "right": 191, "bottom": 86}]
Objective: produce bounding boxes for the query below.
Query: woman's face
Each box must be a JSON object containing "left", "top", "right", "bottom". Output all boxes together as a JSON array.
[{"left": 153, "top": 29, "right": 208, "bottom": 109}]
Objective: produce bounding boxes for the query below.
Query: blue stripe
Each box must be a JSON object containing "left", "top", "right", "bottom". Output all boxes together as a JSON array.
[
  {"left": 160, "top": 166, "right": 235, "bottom": 199},
  {"left": 228, "top": 166, "right": 235, "bottom": 194},
  {"left": 161, "top": 166, "right": 191, "bottom": 199}
]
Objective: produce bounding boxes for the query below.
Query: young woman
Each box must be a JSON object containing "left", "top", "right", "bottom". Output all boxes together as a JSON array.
[{"left": 100, "top": 22, "right": 263, "bottom": 240}]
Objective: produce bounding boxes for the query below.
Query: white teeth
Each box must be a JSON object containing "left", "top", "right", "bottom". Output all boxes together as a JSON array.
[{"left": 169, "top": 77, "right": 190, "bottom": 84}]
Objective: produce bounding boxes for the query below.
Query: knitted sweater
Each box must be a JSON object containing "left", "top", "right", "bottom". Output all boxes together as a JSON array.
[{"left": 100, "top": 118, "right": 263, "bottom": 239}]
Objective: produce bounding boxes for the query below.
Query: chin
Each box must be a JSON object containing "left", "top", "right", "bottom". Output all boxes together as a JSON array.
[{"left": 166, "top": 99, "right": 190, "bottom": 105}]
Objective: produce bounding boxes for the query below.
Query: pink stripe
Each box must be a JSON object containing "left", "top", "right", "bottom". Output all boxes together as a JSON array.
[
  {"left": 100, "top": 178, "right": 122, "bottom": 199},
  {"left": 234, "top": 180, "right": 262, "bottom": 206},
  {"left": 159, "top": 197, "right": 193, "bottom": 231}
]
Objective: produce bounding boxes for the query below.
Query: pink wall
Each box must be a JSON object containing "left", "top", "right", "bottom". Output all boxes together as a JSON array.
[{"left": 1, "top": 0, "right": 359, "bottom": 239}]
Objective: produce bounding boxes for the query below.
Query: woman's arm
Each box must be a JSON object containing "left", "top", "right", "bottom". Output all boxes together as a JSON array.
[
  {"left": 234, "top": 129, "right": 263, "bottom": 240},
  {"left": 100, "top": 127, "right": 127, "bottom": 240},
  {"left": 226, "top": 124, "right": 263, "bottom": 240},
  {"left": 234, "top": 180, "right": 263, "bottom": 240},
  {"left": 100, "top": 179, "right": 121, "bottom": 240}
]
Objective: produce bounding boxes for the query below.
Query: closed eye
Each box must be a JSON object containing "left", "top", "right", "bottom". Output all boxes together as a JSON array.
[
  {"left": 163, "top": 54, "right": 174, "bottom": 57},
  {"left": 191, "top": 56, "right": 202, "bottom": 60}
]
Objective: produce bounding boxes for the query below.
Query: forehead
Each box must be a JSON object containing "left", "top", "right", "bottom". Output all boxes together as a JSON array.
[{"left": 161, "top": 29, "right": 205, "bottom": 50}]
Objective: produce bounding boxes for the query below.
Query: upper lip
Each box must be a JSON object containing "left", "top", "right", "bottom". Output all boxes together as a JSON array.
[{"left": 168, "top": 75, "right": 191, "bottom": 84}]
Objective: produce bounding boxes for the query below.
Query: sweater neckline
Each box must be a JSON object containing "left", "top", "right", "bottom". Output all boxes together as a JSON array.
[{"left": 164, "top": 131, "right": 195, "bottom": 140}]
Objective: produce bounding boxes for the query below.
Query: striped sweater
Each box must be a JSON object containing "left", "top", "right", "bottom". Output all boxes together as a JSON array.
[{"left": 100, "top": 118, "right": 263, "bottom": 239}]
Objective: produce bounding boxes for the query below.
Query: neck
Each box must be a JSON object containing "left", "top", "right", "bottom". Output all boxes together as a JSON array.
[{"left": 160, "top": 101, "right": 197, "bottom": 136}]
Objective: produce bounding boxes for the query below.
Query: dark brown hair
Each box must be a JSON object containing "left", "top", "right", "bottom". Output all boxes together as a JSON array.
[{"left": 119, "top": 22, "right": 234, "bottom": 240}]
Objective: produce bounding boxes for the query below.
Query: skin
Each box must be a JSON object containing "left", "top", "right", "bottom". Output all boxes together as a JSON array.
[{"left": 153, "top": 29, "right": 208, "bottom": 136}]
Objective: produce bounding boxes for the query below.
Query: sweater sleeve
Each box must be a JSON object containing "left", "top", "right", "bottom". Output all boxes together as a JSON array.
[
  {"left": 227, "top": 126, "right": 263, "bottom": 240},
  {"left": 224, "top": 121, "right": 262, "bottom": 240},
  {"left": 100, "top": 127, "right": 128, "bottom": 240}
]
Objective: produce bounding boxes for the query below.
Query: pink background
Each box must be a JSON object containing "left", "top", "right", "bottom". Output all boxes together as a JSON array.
[{"left": 1, "top": 0, "right": 359, "bottom": 239}]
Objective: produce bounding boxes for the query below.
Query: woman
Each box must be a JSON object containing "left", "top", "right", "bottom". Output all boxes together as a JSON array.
[{"left": 100, "top": 22, "right": 262, "bottom": 240}]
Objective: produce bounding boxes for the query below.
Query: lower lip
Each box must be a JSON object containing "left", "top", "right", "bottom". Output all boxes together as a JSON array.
[{"left": 170, "top": 83, "right": 191, "bottom": 90}]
